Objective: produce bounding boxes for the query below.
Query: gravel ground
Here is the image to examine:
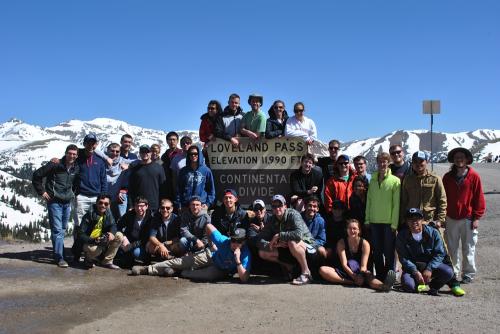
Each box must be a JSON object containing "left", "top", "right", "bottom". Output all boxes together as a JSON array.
[{"left": 1, "top": 164, "right": 499, "bottom": 334}]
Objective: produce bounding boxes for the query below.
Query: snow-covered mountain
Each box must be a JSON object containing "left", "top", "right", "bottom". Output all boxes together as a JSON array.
[{"left": 0, "top": 117, "right": 499, "bottom": 237}]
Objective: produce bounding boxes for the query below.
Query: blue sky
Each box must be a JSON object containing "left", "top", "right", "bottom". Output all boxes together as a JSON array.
[{"left": 1, "top": 0, "right": 499, "bottom": 142}]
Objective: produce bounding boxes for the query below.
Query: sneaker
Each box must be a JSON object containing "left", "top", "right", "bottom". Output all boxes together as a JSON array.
[
  {"left": 84, "top": 260, "right": 95, "bottom": 269},
  {"left": 382, "top": 270, "right": 396, "bottom": 292},
  {"left": 57, "top": 259, "right": 69, "bottom": 268},
  {"left": 461, "top": 276, "right": 473, "bottom": 284},
  {"left": 162, "top": 267, "right": 176, "bottom": 277},
  {"left": 417, "top": 284, "right": 430, "bottom": 293},
  {"left": 428, "top": 288, "right": 439, "bottom": 296},
  {"left": 451, "top": 286, "right": 466, "bottom": 297},
  {"left": 130, "top": 265, "right": 148, "bottom": 276},
  {"left": 292, "top": 272, "right": 312, "bottom": 286},
  {"left": 102, "top": 263, "right": 120, "bottom": 270}
]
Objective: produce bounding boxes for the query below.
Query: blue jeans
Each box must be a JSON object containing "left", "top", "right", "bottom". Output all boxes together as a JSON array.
[
  {"left": 47, "top": 202, "right": 71, "bottom": 261},
  {"left": 179, "top": 237, "right": 202, "bottom": 253},
  {"left": 402, "top": 263, "right": 454, "bottom": 292},
  {"left": 370, "top": 224, "right": 395, "bottom": 280}
]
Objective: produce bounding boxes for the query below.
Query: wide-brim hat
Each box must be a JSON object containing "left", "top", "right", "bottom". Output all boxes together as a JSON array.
[{"left": 448, "top": 147, "right": 473, "bottom": 165}]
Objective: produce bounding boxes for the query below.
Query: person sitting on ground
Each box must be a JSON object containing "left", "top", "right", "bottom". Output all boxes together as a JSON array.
[
  {"left": 240, "top": 93, "right": 266, "bottom": 140},
  {"left": 396, "top": 208, "right": 455, "bottom": 296},
  {"left": 146, "top": 199, "right": 183, "bottom": 261},
  {"left": 130, "top": 196, "right": 212, "bottom": 277},
  {"left": 181, "top": 224, "right": 251, "bottom": 283},
  {"left": 211, "top": 189, "right": 249, "bottom": 237},
  {"left": 199, "top": 100, "right": 223, "bottom": 144},
  {"left": 285, "top": 102, "right": 317, "bottom": 145},
  {"left": 175, "top": 145, "right": 215, "bottom": 213},
  {"left": 78, "top": 195, "right": 123, "bottom": 269},
  {"left": 290, "top": 153, "right": 323, "bottom": 212},
  {"left": 319, "top": 219, "right": 396, "bottom": 291},
  {"left": 214, "top": 93, "right": 245, "bottom": 147},
  {"left": 265, "top": 100, "right": 289, "bottom": 139},
  {"left": 117, "top": 196, "right": 154, "bottom": 268},
  {"left": 301, "top": 196, "right": 327, "bottom": 259},
  {"left": 245, "top": 199, "right": 272, "bottom": 248},
  {"left": 257, "top": 194, "right": 318, "bottom": 285}
]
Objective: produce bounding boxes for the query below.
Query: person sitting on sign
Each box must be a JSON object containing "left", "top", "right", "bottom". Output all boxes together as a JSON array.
[
  {"left": 199, "top": 100, "right": 223, "bottom": 145},
  {"left": 284, "top": 102, "right": 317, "bottom": 145},
  {"left": 240, "top": 93, "right": 266, "bottom": 140},
  {"left": 214, "top": 93, "right": 245, "bottom": 147},
  {"left": 265, "top": 100, "right": 289, "bottom": 139}
]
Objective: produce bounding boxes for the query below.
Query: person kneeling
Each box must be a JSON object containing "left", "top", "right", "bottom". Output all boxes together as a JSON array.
[
  {"left": 319, "top": 219, "right": 396, "bottom": 291},
  {"left": 78, "top": 195, "right": 123, "bottom": 269},
  {"left": 396, "top": 208, "right": 455, "bottom": 296},
  {"left": 181, "top": 224, "right": 251, "bottom": 283}
]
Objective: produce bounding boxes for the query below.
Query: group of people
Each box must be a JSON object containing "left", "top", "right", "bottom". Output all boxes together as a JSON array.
[{"left": 31, "top": 93, "right": 486, "bottom": 295}]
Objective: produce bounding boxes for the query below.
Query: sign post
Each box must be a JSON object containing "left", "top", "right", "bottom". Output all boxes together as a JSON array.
[
  {"left": 422, "top": 100, "right": 441, "bottom": 171},
  {"left": 207, "top": 137, "right": 306, "bottom": 207}
]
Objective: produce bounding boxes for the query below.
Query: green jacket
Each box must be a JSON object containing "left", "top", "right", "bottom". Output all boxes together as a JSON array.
[
  {"left": 365, "top": 169, "right": 401, "bottom": 230},
  {"left": 400, "top": 169, "right": 447, "bottom": 225},
  {"left": 257, "top": 208, "right": 315, "bottom": 251}
]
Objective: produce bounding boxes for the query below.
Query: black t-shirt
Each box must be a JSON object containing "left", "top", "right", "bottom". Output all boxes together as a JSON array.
[{"left": 128, "top": 162, "right": 166, "bottom": 211}]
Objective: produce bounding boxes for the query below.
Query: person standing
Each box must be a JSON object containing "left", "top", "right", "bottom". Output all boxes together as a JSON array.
[
  {"left": 389, "top": 144, "right": 412, "bottom": 181},
  {"left": 365, "top": 152, "right": 400, "bottom": 280},
  {"left": 32, "top": 144, "right": 80, "bottom": 267},
  {"left": 443, "top": 148, "right": 486, "bottom": 284}
]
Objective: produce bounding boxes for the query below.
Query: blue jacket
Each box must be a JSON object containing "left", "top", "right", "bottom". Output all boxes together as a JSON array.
[
  {"left": 302, "top": 212, "right": 327, "bottom": 246},
  {"left": 175, "top": 145, "right": 215, "bottom": 208},
  {"left": 396, "top": 224, "right": 446, "bottom": 274},
  {"left": 76, "top": 149, "right": 107, "bottom": 197}
]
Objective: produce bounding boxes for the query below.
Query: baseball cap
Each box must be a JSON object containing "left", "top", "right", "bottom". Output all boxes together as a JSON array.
[
  {"left": 83, "top": 133, "right": 97, "bottom": 143},
  {"left": 230, "top": 228, "right": 246, "bottom": 241},
  {"left": 412, "top": 151, "right": 428, "bottom": 162},
  {"left": 223, "top": 189, "right": 238, "bottom": 198},
  {"left": 139, "top": 144, "right": 151, "bottom": 153},
  {"left": 253, "top": 199, "right": 265, "bottom": 211},
  {"left": 337, "top": 154, "right": 350, "bottom": 162},
  {"left": 271, "top": 194, "right": 286, "bottom": 205},
  {"left": 406, "top": 208, "right": 424, "bottom": 219}
]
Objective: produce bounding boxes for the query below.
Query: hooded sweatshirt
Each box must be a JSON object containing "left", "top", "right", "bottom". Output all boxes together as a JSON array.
[
  {"left": 175, "top": 145, "right": 215, "bottom": 208},
  {"left": 214, "top": 106, "right": 245, "bottom": 141}
]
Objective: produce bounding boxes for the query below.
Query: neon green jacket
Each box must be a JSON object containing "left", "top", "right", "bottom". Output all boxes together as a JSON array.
[{"left": 365, "top": 169, "right": 401, "bottom": 230}]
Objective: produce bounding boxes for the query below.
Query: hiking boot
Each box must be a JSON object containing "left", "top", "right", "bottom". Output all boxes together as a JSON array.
[
  {"left": 130, "top": 265, "right": 148, "bottom": 276},
  {"left": 84, "top": 259, "right": 95, "bottom": 269},
  {"left": 451, "top": 286, "right": 466, "bottom": 297},
  {"left": 162, "top": 267, "right": 176, "bottom": 277},
  {"left": 57, "top": 259, "right": 69, "bottom": 268},
  {"left": 292, "top": 272, "right": 312, "bottom": 286},
  {"left": 382, "top": 270, "right": 396, "bottom": 292}
]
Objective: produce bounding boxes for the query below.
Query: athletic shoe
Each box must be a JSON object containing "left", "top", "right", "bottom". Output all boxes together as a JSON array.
[
  {"left": 417, "top": 284, "right": 430, "bottom": 293},
  {"left": 428, "top": 288, "right": 439, "bottom": 296},
  {"left": 102, "top": 263, "right": 120, "bottom": 270},
  {"left": 57, "top": 259, "right": 69, "bottom": 268},
  {"left": 461, "top": 276, "right": 473, "bottom": 284},
  {"left": 292, "top": 272, "right": 312, "bottom": 286},
  {"left": 382, "top": 270, "right": 396, "bottom": 291},
  {"left": 130, "top": 265, "right": 148, "bottom": 276},
  {"left": 84, "top": 259, "right": 95, "bottom": 269},
  {"left": 451, "top": 286, "right": 466, "bottom": 297}
]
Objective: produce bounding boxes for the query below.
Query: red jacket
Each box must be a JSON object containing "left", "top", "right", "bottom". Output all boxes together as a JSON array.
[
  {"left": 443, "top": 166, "right": 486, "bottom": 220},
  {"left": 199, "top": 113, "right": 216, "bottom": 143},
  {"left": 324, "top": 174, "right": 354, "bottom": 213}
]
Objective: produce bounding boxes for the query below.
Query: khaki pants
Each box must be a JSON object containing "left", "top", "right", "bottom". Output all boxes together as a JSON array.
[
  {"left": 148, "top": 248, "right": 212, "bottom": 276},
  {"left": 83, "top": 232, "right": 124, "bottom": 265}
]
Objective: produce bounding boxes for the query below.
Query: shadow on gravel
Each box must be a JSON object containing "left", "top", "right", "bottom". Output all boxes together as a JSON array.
[{"left": 0, "top": 246, "right": 88, "bottom": 270}]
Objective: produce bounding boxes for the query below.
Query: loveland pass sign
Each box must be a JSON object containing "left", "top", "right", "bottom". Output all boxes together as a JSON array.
[{"left": 207, "top": 137, "right": 307, "bottom": 206}]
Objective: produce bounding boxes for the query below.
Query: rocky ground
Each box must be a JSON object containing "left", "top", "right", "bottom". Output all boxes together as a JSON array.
[{"left": 1, "top": 164, "right": 499, "bottom": 334}]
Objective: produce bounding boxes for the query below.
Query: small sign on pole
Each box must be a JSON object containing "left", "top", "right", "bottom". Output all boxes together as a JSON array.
[{"left": 422, "top": 100, "right": 441, "bottom": 171}]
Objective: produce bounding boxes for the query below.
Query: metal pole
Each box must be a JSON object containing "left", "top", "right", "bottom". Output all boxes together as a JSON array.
[{"left": 431, "top": 112, "right": 434, "bottom": 171}]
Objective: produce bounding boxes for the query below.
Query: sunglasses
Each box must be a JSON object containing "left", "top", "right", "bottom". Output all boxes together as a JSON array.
[
  {"left": 339, "top": 161, "right": 349, "bottom": 166},
  {"left": 207, "top": 106, "right": 216, "bottom": 110},
  {"left": 390, "top": 150, "right": 402, "bottom": 155},
  {"left": 188, "top": 152, "right": 198, "bottom": 156},
  {"left": 97, "top": 201, "right": 110, "bottom": 207},
  {"left": 182, "top": 142, "right": 192, "bottom": 146},
  {"left": 109, "top": 150, "right": 120, "bottom": 153},
  {"left": 329, "top": 146, "right": 339, "bottom": 151},
  {"left": 294, "top": 109, "right": 304, "bottom": 113},
  {"left": 160, "top": 206, "right": 173, "bottom": 210}
]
